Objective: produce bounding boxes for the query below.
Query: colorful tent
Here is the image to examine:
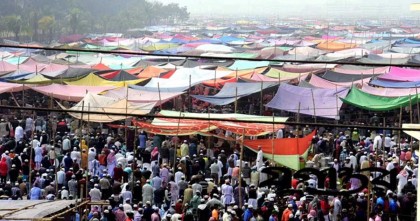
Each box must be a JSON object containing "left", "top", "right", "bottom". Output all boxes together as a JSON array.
[
  {"left": 58, "top": 92, "right": 155, "bottom": 122},
  {"left": 65, "top": 73, "right": 145, "bottom": 87},
  {"left": 264, "top": 67, "right": 310, "bottom": 81},
  {"left": 378, "top": 67, "right": 420, "bottom": 82},
  {"left": 144, "top": 68, "right": 231, "bottom": 90},
  {"left": 17, "top": 74, "right": 52, "bottom": 84},
  {"left": 228, "top": 60, "right": 271, "bottom": 70},
  {"left": 316, "top": 41, "right": 357, "bottom": 51},
  {"left": 266, "top": 83, "right": 349, "bottom": 119},
  {"left": 30, "top": 84, "right": 115, "bottom": 102},
  {"left": 137, "top": 66, "right": 168, "bottom": 78},
  {"left": 341, "top": 87, "right": 420, "bottom": 111},
  {"left": 333, "top": 65, "right": 389, "bottom": 75},
  {"left": 309, "top": 74, "right": 363, "bottom": 89},
  {"left": 101, "top": 87, "right": 184, "bottom": 104},
  {"left": 402, "top": 124, "right": 420, "bottom": 140},
  {"left": 158, "top": 110, "right": 288, "bottom": 123},
  {"left": 0, "top": 82, "right": 27, "bottom": 94},
  {"left": 132, "top": 116, "right": 285, "bottom": 136},
  {"left": 360, "top": 84, "right": 420, "bottom": 97},
  {"left": 192, "top": 82, "right": 277, "bottom": 105},
  {"left": 244, "top": 130, "right": 316, "bottom": 170}
]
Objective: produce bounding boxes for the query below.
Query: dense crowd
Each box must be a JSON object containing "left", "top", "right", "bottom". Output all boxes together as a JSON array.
[{"left": 0, "top": 111, "right": 417, "bottom": 221}]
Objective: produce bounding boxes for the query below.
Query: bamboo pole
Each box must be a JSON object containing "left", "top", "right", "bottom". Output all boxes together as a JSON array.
[
  {"left": 410, "top": 94, "right": 413, "bottom": 124},
  {"left": 234, "top": 87, "right": 238, "bottom": 114},
  {"left": 22, "top": 84, "right": 25, "bottom": 106},
  {"left": 260, "top": 81, "right": 263, "bottom": 115},
  {"left": 125, "top": 86, "right": 129, "bottom": 152},
  {"left": 158, "top": 82, "right": 162, "bottom": 110},
  {"left": 416, "top": 87, "right": 420, "bottom": 123},
  {"left": 398, "top": 107, "right": 402, "bottom": 150},
  {"left": 173, "top": 111, "right": 182, "bottom": 174},
  {"left": 189, "top": 75, "right": 192, "bottom": 112},
  {"left": 238, "top": 128, "right": 245, "bottom": 208},
  {"left": 311, "top": 88, "right": 317, "bottom": 123},
  {"left": 271, "top": 113, "right": 275, "bottom": 161},
  {"left": 28, "top": 112, "right": 36, "bottom": 190}
]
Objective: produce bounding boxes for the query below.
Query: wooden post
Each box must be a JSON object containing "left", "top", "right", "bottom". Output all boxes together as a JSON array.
[
  {"left": 28, "top": 112, "right": 36, "bottom": 190},
  {"left": 335, "top": 85, "right": 339, "bottom": 122},
  {"left": 296, "top": 102, "right": 301, "bottom": 137},
  {"left": 260, "top": 81, "right": 264, "bottom": 115},
  {"left": 410, "top": 94, "right": 413, "bottom": 124},
  {"left": 234, "top": 87, "right": 238, "bottom": 114},
  {"left": 271, "top": 113, "right": 275, "bottom": 161},
  {"left": 125, "top": 87, "right": 129, "bottom": 154},
  {"left": 416, "top": 87, "right": 420, "bottom": 123},
  {"left": 174, "top": 111, "right": 182, "bottom": 174},
  {"left": 189, "top": 75, "right": 192, "bottom": 112},
  {"left": 398, "top": 107, "right": 402, "bottom": 149},
  {"left": 311, "top": 88, "right": 317, "bottom": 123},
  {"left": 214, "top": 69, "right": 217, "bottom": 88},
  {"left": 22, "top": 83, "right": 25, "bottom": 106},
  {"left": 158, "top": 82, "right": 162, "bottom": 110},
  {"left": 238, "top": 128, "right": 245, "bottom": 208}
]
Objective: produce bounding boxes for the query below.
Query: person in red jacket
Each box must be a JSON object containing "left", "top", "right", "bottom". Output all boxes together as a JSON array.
[
  {"left": 113, "top": 163, "right": 124, "bottom": 182},
  {"left": 0, "top": 157, "right": 8, "bottom": 183}
]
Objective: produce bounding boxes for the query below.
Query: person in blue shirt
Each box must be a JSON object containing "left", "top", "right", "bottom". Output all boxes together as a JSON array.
[
  {"left": 243, "top": 205, "right": 254, "bottom": 221},
  {"left": 29, "top": 183, "right": 42, "bottom": 200}
]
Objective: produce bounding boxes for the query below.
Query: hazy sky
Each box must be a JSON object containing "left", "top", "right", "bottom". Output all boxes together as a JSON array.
[{"left": 154, "top": 0, "right": 419, "bottom": 18}]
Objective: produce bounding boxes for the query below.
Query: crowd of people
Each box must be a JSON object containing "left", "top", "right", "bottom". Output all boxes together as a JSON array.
[{"left": 0, "top": 110, "right": 416, "bottom": 221}]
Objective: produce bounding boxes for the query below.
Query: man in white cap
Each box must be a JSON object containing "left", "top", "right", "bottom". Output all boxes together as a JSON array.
[
  {"left": 256, "top": 145, "right": 264, "bottom": 170},
  {"left": 142, "top": 179, "right": 154, "bottom": 205},
  {"left": 221, "top": 179, "right": 233, "bottom": 209},
  {"left": 373, "top": 133, "right": 383, "bottom": 153},
  {"left": 14, "top": 123, "right": 23, "bottom": 142},
  {"left": 123, "top": 198, "right": 133, "bottom": 212},
  {"left": 70, "top": 147, "right": 81, "bottom": 165},
  {"left": 89, "top": 184, "right": 102, "bottom": 201},
  {"left": 181, "top": 140, "right": 189, "bottom": 157}
]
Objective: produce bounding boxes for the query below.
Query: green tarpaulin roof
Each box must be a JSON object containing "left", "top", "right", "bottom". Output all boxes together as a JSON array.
[{"left": 340, "top": 87, "right": 420, "bottom": 111}]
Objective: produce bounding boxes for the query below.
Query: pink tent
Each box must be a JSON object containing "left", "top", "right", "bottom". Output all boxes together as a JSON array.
[
  {"left": 0, "top": 61, "right": 17, "bottom": 73},
  {"left": 361, "top": 84, "right": 420, "bottom": 97},
  {"left": 0, "top": 82, "right": 27, "bottom": 94},
  {"left": 29, "top": 84, "right": 115, "bottom": 102},
  {"left": 309, "top": 74, "right": 363, "bottom": 89},
  {"left": 333, "top": 66, "right": 389, "bottom": 75},
  {"left": 378, "top": 67, "right": 420, "bottom": 82}
]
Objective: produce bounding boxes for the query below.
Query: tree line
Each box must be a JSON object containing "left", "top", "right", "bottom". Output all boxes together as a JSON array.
[{"left": 0, "top": 0, "right": 190, "bottom": 42}]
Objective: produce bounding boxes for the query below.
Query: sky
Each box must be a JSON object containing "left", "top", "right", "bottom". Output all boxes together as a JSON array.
[{"left": 154, "top": 0, "right": 420, "bottom": 18}]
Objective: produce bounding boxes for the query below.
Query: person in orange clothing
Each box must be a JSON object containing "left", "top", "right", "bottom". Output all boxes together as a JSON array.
[
  {"left": 211, "top": 206, "right": 219, "bottom": 221},
  {"left": 81, "top": 149, "right": 88, "bottom": 170},
  {"left": 281, "top": 204, "right": 293, "bottom": 221}
]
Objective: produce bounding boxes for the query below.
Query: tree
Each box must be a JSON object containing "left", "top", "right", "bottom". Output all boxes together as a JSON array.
[
  {"left": 3, "top": 15, "right": 22, "bottom": 40},
  {"left": 68, "top": 8, "right": 83, "bottom": 34},
  {"left": 38, "top": 16, "right": 55, "bottom": 42}
]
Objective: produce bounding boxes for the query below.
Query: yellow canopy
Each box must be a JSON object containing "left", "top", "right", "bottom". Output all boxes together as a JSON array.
[
  {"left": 65, "top": 73, "right": 145, "bottom": 87},
  {"left": 58, "top": 92, "right": 156, "bottom": 122},
  {"left": 264, "top": 67, "right": 310, "bottom": 81},
  {"left": 14, "top": 74, "right": 53, "bottom": 84}
]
